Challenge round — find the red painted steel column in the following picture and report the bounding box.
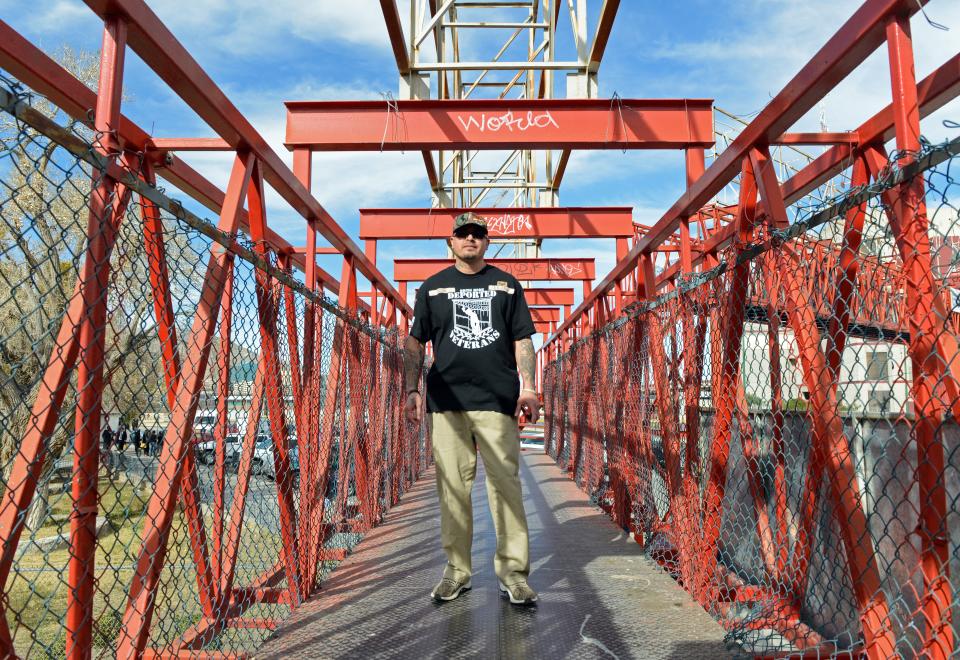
[66,17,128,658]
[399,281,409,333]
[885,14,954,657]
[292,152,315,571]
[779,242,896,657]
[117,151,254,657]
[279,254,304,427]
[366,239,379,325]
[350,327,374,530]
[681,147,706,477]
[641,253,682,498]
[825,156,869,380]
[369,333,390,525]
[614,238,629,313]
[294,148,314,390]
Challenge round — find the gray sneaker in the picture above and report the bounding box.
[498,580,538,605]
[431,576,472,602]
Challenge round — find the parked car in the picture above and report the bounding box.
[251,436,300,488]
[194,434,243,467]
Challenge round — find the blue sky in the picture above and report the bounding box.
[2,0,958,315]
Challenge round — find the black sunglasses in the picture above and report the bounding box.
[452,227,488,239]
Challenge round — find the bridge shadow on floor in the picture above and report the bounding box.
[257,451,730,659]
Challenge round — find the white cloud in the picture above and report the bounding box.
[145,0,399,57]
[645,0,960,139]
[17,0,92,34]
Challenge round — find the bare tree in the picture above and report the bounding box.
[0,47,197,530]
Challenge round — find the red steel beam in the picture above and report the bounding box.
[773,131,859,145]
[394,258,595,282]
[149,137,232,150]
[359,206,634,239]
[81,0,410,315]
[546,0,929,347]
[285,98,714,151]
[533,320,554,334]
[140,162,219,624]
[525,288,575,306]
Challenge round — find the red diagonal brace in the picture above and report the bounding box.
[219,359,266,605]
[140,161,218,618]
[752,144,895,657]
[210,263,233,582]
[698,156,758,603]
[117,150,255,657]
[245,161,301,605]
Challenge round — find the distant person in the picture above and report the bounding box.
[101,424,113,449]
[101,424,114,469]
[117,425,127,453]
[131,426,142,457]
[403,212,539,606]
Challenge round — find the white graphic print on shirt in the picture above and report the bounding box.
[448,288,501,349]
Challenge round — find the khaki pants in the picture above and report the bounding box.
[431,410,530,585]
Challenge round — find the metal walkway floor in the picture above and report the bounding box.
[257,451,730,659]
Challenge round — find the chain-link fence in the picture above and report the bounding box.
[544,131,960,657]
[0,76,428,657]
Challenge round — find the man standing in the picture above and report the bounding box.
[403,212,540,606]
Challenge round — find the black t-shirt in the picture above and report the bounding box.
[410,265,536,415]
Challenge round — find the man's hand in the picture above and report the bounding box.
[404,391,423,425]
[514,390,539,424]
[513,337,538,423]
[402,335,425,425]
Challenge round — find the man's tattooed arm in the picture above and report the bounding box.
[403,335,425,393]
[514,337,536,391]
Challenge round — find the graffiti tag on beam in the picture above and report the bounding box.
[455,110,560,133]
[549,261,585,278]
[482,214,534,236]
[501,260,585,279]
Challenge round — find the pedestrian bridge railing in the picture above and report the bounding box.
[544,133,960,658]
[0,68,428,658]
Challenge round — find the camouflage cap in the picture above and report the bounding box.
[452,212,487,232]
